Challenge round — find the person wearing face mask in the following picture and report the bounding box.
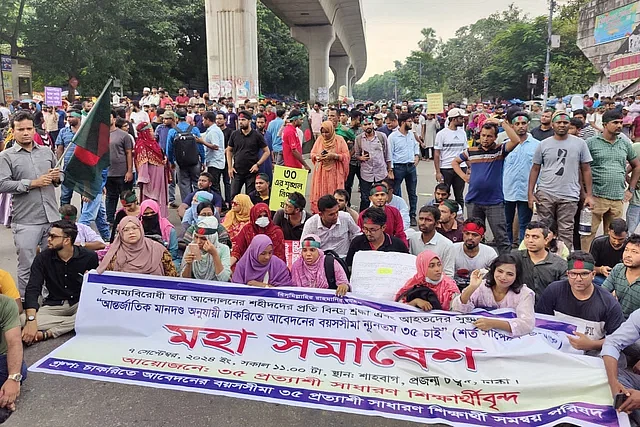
[388,112,421,226]
[395,250,459,311]
[139,199,178,264]
[354,117,392,213]
[181,191,217,235]
[182,201,231,249]
[452,254,535,337]
[291,235,350,296]
[181,216,231,282]
[230,203,285,267]
[231,235,292,287]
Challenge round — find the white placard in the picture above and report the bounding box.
[350,251,417,301]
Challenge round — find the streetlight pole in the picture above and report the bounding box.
[543,0,555,107]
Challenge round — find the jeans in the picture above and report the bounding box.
[231,172,256,198]
[105,176,134,223]
[359,180,374,212]
[466,202,511,254]
[177,163,202,203]
[60,183,73,206]
[168,167,177,204]
[628,204,640,235]
[345,163,361,198]
[393,163,418,217]
[0,355,27,385]
[79,195,110,241]
[504,201,533,244]
[441,168,466,210]
[535,190,578,251]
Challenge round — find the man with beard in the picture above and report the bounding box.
[529,111,594,250]
[248,173,272,214]
[282,109,310,171]
[177,172,223,219]
[22,220,98,344]
[511,221,567,300]
[582,110,640,249]
[55,109,82,206]
[389,112,420,226]
[437,199,463,243]
[408,205,454,276]
[333,189,359,223]
[226,111,270,197]
[358,183,407,247]
[530,109,554,141]
[354,116,392,212]
[590,218,628,285]
[603,233,640,320]
[216,112,233,209]
[503,112,540,245]
[452,218,498,289]
[255,113,273,182]
[272,192,310,241]
[346,207,408,269]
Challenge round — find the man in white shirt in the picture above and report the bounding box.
[129,101,150,132]
[201,111,226,197]
[452,218,498,289]
[301,195,362,259]
[409,205,455,277]
[309,103,323,140]
[0,103,10,122]
[140,87,152,106]
[434,108,468,209]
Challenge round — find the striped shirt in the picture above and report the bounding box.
[459,143,509,205]
[603,263,640,319]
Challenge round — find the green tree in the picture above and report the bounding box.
[0,0,27,55]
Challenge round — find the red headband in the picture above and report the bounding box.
[463,222,485,236]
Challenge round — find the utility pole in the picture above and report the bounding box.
[543,0,555,107]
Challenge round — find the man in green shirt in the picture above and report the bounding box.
[583,110,640,249]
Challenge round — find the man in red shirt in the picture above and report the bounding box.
[282,109,311,171]
[357,183,408,248]
[175,88,190,106]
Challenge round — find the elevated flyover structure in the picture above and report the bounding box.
[205,0,367,102]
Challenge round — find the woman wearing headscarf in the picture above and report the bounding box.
[231,203,285,266]
[291,235,349,296]
[232,235,292,287]
[181,190,217,234]
[135,122,169,217]
[221,194,253,241]
[97,216,177,276]
[140,199,178,262]
[183,201,232,249]
[395,250,460,311]
[181,216,231,282]
[110,190,141,243]
[309,121,350,213]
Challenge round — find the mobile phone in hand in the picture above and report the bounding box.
[363,150,369,157]
[321,150,328,156]
[188,243,201,261]
[614,393,628,409]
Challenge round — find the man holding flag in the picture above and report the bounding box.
[0,111,61,296]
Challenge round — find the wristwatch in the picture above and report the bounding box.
[27,315,35,322]
[7,373,22,382]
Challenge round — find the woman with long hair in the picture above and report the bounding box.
[309,121,350,213]
[451,253,535,337]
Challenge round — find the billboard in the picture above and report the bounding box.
[594,2,638,45]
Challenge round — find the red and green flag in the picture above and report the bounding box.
[61,79,112,200]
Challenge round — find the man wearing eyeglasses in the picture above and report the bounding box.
[536,251,624,354]
[21,220,98,345]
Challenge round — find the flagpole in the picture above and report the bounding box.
[56,78,113,170]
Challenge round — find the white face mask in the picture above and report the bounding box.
[425,275,441,285]
[255,217,270,228]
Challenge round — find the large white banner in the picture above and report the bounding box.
[30,272,627,426]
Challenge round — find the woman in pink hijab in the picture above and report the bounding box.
[290,235,349,296]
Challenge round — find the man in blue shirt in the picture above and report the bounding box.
[154,110,177,206]
[166,108,205,203]
[202,111,226,197]
[452,119,523,255]
[266,108,285,166]
[502,112,540,244]
[55,109,81,206]
[388,112,420,226]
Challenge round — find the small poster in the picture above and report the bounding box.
[269,165,308,212]
[44,86,63,106]
[426,93,444,114]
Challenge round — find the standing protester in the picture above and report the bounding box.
[216,112,233,209]
[530,109,554,141]
[528,111,594,250]
[226,110,270,197]
[105,110,134,224]
[309,121,350,213]
[282,109,311,171]
[155,111,177,207]
[267,108,285,166]
[55,109,82,206]
[0,111,60,296]
[354,116,392,212]
[309,103,323,140]
[344,110,363,198]
[423,113,440,160]
[378,113,398,137]
[435,108,468,209]
[582,110,640,249]
[389,112,420,226]
[166,108,204,203]
[202,111,226,198]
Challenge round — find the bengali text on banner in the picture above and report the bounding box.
[30,272,627,427]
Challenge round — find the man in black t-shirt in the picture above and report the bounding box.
[272,192,310,241]
[530,109,554,141]
[536,251,624,354]
[225,111,270,198]
[346,207,408,269]
[590,218,627,285]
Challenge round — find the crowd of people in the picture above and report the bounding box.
[3,89,640,421]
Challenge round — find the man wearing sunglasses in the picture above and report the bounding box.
[536,251,624,354]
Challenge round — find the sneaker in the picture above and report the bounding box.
[410,216,417,227]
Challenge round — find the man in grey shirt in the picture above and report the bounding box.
[105,110,134,223]
[0,111,60,296]
[528,111,593,250]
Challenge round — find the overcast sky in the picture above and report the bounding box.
[358,0,551,81]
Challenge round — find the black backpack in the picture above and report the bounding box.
[323,249,350,289]
[174,125,199,168]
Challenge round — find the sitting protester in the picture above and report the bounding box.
[590,218,628,286]
[451,253,536,337]
[395,250,460,311]
[231,203,285,266]
[180,216,231,282]
[110,190,140,243]
[291,235,350,296]
[23,220,99,343]
[140,199,178,262]
[334,189,359,223]
[59,204,105,251]
[272,191,310,241]
[231,235,292,287]
[181,190,216,234]
[0,293,27,417]
[183,201,231,249]
[518,217,569,260]
[358,183,407,246]
[222,194,253,241]
[97,217,177,277]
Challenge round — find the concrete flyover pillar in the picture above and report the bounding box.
[348,67,356,98]
[205,0,259,102]
[329,56,350,103]
[291,25,336,103]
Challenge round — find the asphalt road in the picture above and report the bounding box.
[6,160,456,427]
